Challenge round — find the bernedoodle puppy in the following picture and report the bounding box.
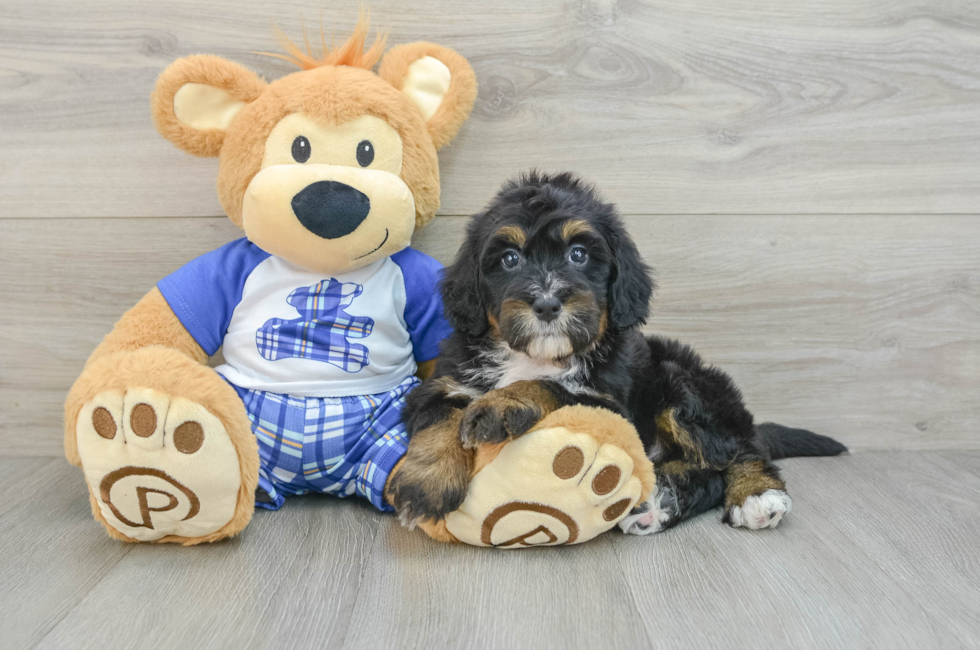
[387,171,846,535]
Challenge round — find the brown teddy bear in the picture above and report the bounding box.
[64,18,652,547]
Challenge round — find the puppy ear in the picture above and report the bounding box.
[441,217,488,337]
[607,223,654,330]
[378,42,477,150]
[151,55,266,157]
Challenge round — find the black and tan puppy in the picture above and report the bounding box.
[387,171,846,534]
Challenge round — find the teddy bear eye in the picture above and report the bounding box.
[356,140,374,167]
[291,136,311,163]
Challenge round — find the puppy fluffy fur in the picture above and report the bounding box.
[386,172,847,532]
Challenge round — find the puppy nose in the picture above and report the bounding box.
[291,181,371,239]
[531,295,562,322]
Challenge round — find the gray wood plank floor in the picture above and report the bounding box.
[3,452,978,650]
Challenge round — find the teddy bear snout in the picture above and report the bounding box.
[291,180,371,240]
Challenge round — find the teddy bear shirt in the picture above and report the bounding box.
[157,238,450,397]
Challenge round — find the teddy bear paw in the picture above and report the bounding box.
[444,425,644,547]
[76,388,243,541]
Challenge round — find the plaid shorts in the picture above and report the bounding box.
[232,376,419,512]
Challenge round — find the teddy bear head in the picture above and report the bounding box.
[151,18,476,274]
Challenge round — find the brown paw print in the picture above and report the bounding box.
[450,426,643,548]
[75,387,242,541]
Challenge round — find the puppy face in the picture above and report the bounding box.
[443,172,654,360]
[483,216,610,360]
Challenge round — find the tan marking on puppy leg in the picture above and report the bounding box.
[383,457,407,504]
[415,359,437,381]
[724,460,786,508]
[656,408,707,468]
[495,225,527,248]
[658,460,695,477]
[478,380,560,421]
[561,219,593,241]
[460,380,563,447]
[386,410,473,521]
[417,518,460,543]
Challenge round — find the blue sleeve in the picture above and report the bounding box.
[391,248,453,362]
[157,238,270,356]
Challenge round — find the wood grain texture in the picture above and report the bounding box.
[339,523,650,650]
[3,453,978,649]
[3,1,980,217]
[34,495,385,650]
[615,452,980,649]
[2,214,977,456]
[0,459,134,649]
[789,452,980,646]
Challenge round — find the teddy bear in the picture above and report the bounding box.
[64,18,479,544]
[64,17,653,547]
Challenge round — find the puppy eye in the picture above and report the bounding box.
[356,140,375,167]
[568,246,589,265]
[501,250,521,270]
[291,136,311,163]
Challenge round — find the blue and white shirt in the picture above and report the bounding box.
[158,239,450,397]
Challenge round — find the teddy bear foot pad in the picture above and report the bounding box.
[445,422,645,547]
[76,388,242,541]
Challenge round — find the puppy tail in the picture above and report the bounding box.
[755,422,848,460]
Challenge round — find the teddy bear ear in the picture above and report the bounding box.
[378,42,477,150]
[151,55,267,157]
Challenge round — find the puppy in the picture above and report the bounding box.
[386,171,846,534]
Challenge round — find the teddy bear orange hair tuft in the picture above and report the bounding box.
[260,13,388,71]
[152,19,477,235]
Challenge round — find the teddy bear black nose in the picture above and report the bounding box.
[291,181,371,240]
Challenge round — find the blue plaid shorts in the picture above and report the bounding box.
[232,376,418,512]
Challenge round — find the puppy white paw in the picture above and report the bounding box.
[726,489,792,530]
[619,485,676,536]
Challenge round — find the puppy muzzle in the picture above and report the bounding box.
[531,294,562,323]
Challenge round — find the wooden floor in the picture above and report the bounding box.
[2,451,978,650]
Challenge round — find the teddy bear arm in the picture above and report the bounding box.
[87,287,207,366]
[65,287,208,466]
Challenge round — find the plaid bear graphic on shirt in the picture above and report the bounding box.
[256,279,375,372]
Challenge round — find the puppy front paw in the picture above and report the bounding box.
[459,395,541,450]
[387,457,470,529]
